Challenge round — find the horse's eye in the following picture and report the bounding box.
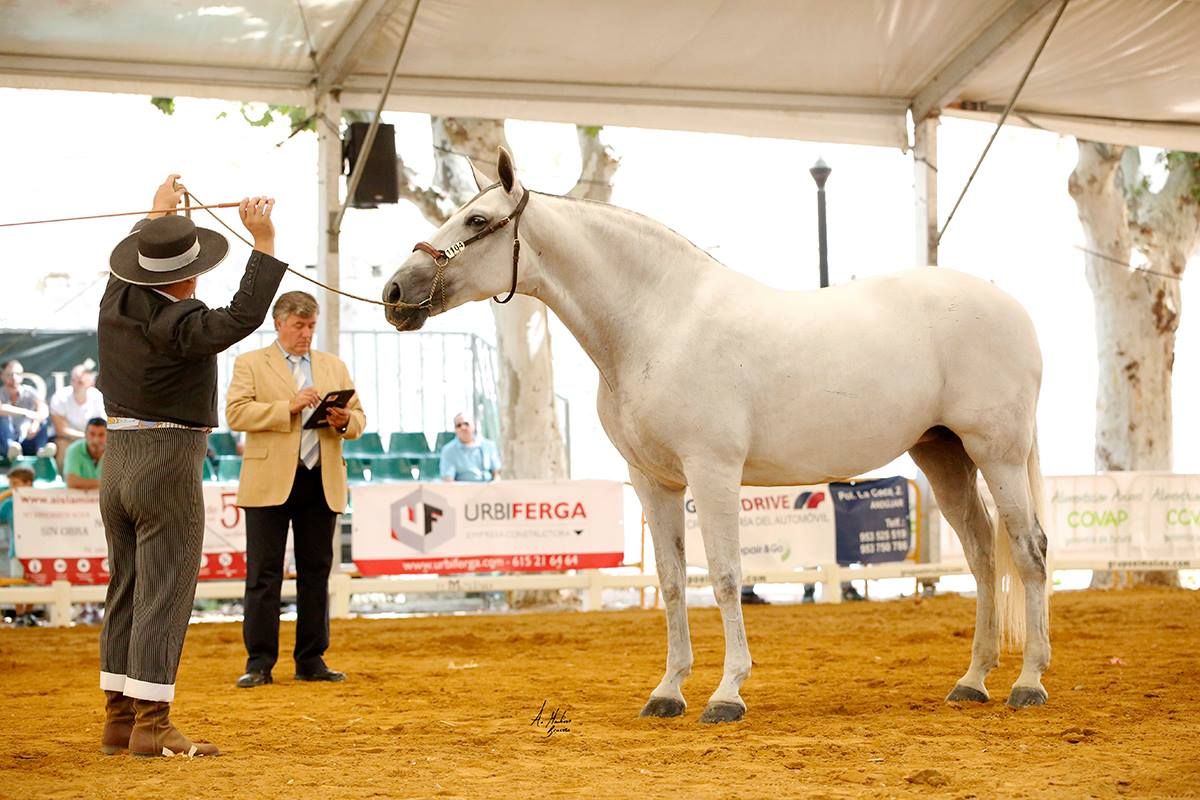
[467,214,488,228]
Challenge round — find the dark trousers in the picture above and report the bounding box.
[242,464,338,674]
[0,416,50,456]
[99,428,208,698]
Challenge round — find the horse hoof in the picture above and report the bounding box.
[1006,686,1048,709]
[640,696,686,718]
[946,684,989,703]
[698,702,745,724]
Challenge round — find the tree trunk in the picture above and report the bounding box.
[1069,142,1200,588]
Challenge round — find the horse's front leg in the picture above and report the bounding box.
[688,465,750,724]
[630,467,692,718]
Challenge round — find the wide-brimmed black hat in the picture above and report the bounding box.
[109,215,229,286]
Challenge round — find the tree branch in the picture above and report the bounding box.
[1133,152,1200,276]
[569,126,620,202]
[395,154,455,226]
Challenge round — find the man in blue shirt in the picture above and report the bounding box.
[439,412,501,482]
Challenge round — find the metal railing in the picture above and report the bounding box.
[213,330,568,457]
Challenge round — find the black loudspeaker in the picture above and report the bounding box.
[343,121,399,208]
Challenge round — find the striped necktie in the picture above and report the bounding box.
[290,355,320,469]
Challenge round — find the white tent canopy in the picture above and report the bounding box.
[2,0,1199,152]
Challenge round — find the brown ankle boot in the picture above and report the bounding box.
[100,690,135,755]
[128,700,220,757]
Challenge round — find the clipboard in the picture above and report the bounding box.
[303,389,355,429]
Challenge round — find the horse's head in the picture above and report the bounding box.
[383,147,528,331]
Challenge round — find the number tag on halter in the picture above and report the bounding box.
[444,242,466,260]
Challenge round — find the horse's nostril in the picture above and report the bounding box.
[385,282,402,304]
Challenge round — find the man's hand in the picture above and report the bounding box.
[326,406,350,431]
[240,196,276,256]
[289,388,321,415]
[148,174,185,219]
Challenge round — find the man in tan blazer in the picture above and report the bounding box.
[226,290,365,688]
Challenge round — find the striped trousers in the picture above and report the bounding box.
[99,428,207,702]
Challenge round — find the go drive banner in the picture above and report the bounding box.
[684,478,913,571]
[13,485,249,585]
[684,485,838,571]
[350,480,624,575]
[1046,473,1200,561]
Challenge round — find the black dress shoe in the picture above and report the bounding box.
[295,664,347,682]
[236,670,273,688]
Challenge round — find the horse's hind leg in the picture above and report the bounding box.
[630,467,692,718]
[974,457,1051,708]
[909,434,999,703]
[687,463,750,724]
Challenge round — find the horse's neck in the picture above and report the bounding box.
[526,195,717,388]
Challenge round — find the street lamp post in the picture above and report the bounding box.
[809,158,831,289]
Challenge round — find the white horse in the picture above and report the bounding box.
[383,148,1050,723]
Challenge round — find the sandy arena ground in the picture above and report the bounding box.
[1,587,1197,799]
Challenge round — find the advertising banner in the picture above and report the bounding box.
[1045,473,1200,563]
[351,480,624,575]
[685,479,915,571]
[683,485,836,571]
[831,476,912,565]
[13,484,248,584]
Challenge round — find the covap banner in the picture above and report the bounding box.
[351,480,624,575]
[1045,473,1200,563]
[683,477,913,571]
[13,485,248,584]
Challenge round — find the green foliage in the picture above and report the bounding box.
[149,96,175,116]
[1142,150,1200,202]
[580,125,603,139]
[238,103,316,133]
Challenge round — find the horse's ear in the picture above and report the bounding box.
[469,159,491,193]
[497,146,522,196]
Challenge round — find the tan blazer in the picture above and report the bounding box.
[226,344,366,512]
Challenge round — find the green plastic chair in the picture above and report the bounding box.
[216,455,243,481]
[208,431,238,456]
[18,456,58,484]
[373,454,416,481]
[417,454,443,481]
[345,456,370,483]
[433,431,456,452]
[202,458,216,481]
[387,432,431,457]
[343,432,384,455]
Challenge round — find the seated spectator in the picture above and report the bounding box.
[64,417,107,490]
[1,360,51,459]
[439,412,502,482]
[49,362,105,472]
[1,467,36,622]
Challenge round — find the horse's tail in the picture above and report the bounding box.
[994,425,1045,652]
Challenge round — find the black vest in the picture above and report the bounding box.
[97,250,287,428]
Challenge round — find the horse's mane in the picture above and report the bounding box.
[533,191,727,269]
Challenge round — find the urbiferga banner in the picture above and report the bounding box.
[351,480,624,575]
[12,485,249,584]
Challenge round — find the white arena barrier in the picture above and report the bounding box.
[2,474,1197,626]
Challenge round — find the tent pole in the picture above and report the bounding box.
[913,115,939,267]
[317,91,343,357]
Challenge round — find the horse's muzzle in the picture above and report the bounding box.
[382,277,430,331]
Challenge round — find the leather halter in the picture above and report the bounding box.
[409,183,530,311]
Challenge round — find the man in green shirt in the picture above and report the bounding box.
[64,417,106,490]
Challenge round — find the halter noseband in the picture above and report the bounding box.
[409,183,530,312]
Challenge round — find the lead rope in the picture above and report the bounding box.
[184,189,428,310]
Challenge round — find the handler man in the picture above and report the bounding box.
[97,174,285,757]
[227,291,365,689]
